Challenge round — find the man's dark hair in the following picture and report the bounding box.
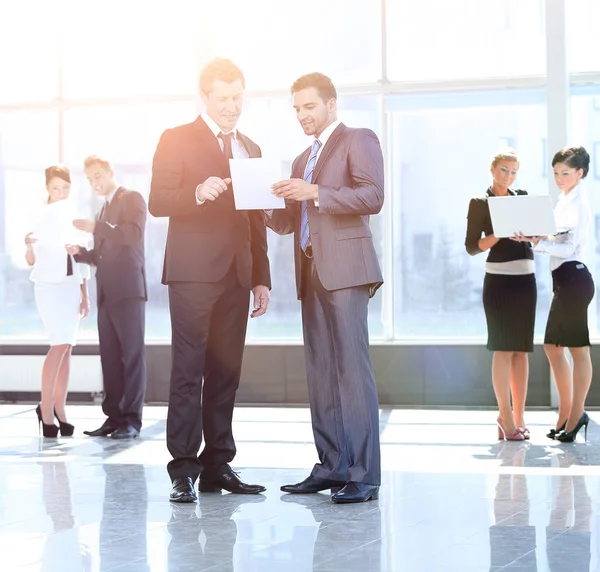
[291,73,337,102]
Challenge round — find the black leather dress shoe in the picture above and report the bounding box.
[331,482,379,504]
[280,475,345,494]
[198,469,266,494]
[83,421,120,437]
[110,425,140,440]
[170,477,198,503]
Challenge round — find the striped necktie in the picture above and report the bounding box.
[299,139,322,253]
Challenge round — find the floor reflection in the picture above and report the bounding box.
[40,462,92,572]
[489,443,537,571]
[1,406,600,571]
[546,472,592,572]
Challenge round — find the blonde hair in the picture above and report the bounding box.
[84,155,113,171]
[491,148,519,167]
[199,58,245,94]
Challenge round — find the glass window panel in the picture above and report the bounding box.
[570,91,600,337]
[61,2,200,98]
[567,0,600,73]
[0,4,58,103]
[388,91,549,340]
[198,0,381,90]
[386,0,546,81]
[0,111,58,340]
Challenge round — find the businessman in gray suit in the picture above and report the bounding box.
[269,73,384,504]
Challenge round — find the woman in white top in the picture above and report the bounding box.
[25,165,90,438]
[520,147,594,442]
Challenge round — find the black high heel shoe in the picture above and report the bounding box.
[35,405,59,438]
[547,421,567,440]
[556,413,590,443]
[54,409,75,437]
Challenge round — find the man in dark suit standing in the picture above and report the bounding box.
[149,58,271,503]
[67,155,147,440]
[269,73,384,503]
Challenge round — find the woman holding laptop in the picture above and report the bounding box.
[517,146,594,442]
[465,149,535,442]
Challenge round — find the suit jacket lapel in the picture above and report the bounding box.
[294,148,312,179]
[95,187,123,250]
[237,132,260,158]
[312,123,346,182]
[105,187,123,220]
[193,116,229,169]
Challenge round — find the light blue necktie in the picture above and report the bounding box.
[299,139,322,253]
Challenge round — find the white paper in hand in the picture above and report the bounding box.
[229,158,286,210]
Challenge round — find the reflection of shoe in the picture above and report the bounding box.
[495,440,530,464]
[280,493,332,507]
[169,501,198,523]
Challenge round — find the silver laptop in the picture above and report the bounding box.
[488,194,556,238]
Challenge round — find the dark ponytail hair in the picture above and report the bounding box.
[551,146,590,179]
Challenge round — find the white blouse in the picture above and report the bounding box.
[534,186,592,271]
[29,199,91,285]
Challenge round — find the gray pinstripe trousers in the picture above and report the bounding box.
[301,257,381,485]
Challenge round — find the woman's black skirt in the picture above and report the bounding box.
[483,273,537,352]
[544,261,595,347]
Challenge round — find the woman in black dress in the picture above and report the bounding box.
[465,149,536,441]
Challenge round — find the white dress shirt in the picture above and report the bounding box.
[196,113,248,205]
[30,200,90,284]
[534,185,591,271]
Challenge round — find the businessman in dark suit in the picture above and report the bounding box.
[269,73,384,503]
[67,155,147,440]
[149,58,271,503]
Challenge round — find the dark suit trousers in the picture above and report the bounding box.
[166,264,249,482]
[98,297,146,431]
[301,257,381,485]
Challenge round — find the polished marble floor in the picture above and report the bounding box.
[1,405,600,571]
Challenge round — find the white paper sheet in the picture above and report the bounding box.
[33,199,91,247]
[229,158,287,210]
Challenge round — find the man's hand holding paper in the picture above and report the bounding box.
[196,176,232,204]
[271,178,318,202]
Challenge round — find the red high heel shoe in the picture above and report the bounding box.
[518,427,530,440]
[497,417,525,441]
